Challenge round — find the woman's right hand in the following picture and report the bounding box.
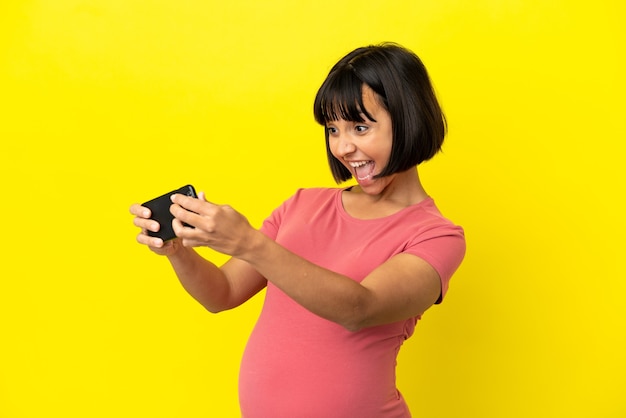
[129,203,182,256]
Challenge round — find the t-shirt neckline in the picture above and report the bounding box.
[335,187,433,223]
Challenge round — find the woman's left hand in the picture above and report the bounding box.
[170,191,257,257]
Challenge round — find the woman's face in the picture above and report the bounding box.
[326,85,394,194]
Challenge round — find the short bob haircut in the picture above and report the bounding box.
[313,43,447,184]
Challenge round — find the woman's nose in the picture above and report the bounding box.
[335,133,357,156]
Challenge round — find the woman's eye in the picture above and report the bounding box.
[356,125,368,133]
[326,126,338,135]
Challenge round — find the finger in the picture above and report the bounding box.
[172,216,189,237]
[181,237,203,248]
[133,215,160,233]
[170,203,196,228]
[171,192,216,214]
[172,215,201,234]
[130,203,151,218]
[136,232,164,248]
[170,198,216,231]
[171,219,199,247]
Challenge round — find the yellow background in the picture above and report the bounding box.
[1,1,624,417]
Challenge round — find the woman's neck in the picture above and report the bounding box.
[342,168,428,219]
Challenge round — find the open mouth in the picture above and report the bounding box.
[349,160,375,181]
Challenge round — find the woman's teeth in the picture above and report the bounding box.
[349,161,371,169]
[349,161,375,180]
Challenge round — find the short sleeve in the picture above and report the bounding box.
[403,224,466,303]
[259,190,301,240]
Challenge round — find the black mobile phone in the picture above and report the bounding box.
[142,184,198,241]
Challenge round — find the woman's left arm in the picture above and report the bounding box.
[243,233,441,331]
[171,193,441,331]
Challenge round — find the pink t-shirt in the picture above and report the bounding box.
[239,188,465,417]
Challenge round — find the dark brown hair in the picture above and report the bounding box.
[313,43,447,183]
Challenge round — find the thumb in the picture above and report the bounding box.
[198,191,218,208]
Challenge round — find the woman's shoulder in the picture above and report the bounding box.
[289,187,342,202]
[407,198,463,231]
[271,187,341,214]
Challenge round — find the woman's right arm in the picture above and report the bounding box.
[130,203,267,313]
